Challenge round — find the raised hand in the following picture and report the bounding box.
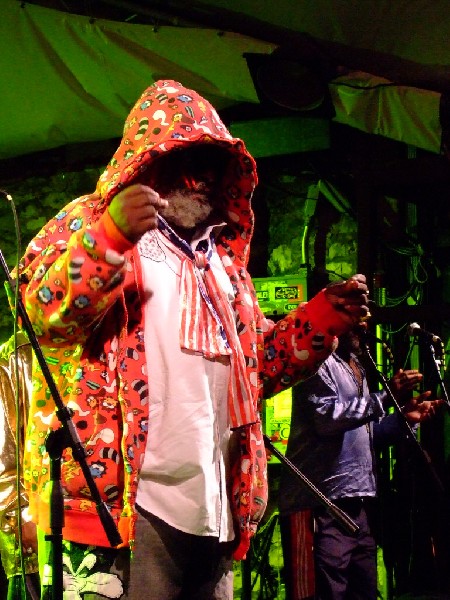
[324,274,370,325]
[389,368,423,402]
[108,184,169,243]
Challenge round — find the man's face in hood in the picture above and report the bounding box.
[145,144,231,235]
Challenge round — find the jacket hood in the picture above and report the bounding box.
[96,80,258,246]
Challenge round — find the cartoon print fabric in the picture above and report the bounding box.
[19,80,341,561]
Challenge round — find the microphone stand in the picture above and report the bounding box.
[263,435,359,535]
[0,251,122,600]
[362,337,444,494]
[425,340,450,412]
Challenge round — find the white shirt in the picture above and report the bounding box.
[135,227,235,541]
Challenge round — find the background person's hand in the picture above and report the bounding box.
[389,368,423,402]
[402,391,445,423]
[16,519,38,556]
[108,184,169,243]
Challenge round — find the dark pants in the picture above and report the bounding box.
[127,506,234,599]
[313,498,378,600]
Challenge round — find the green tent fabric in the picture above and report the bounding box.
[0,0,272,159]
[0,0,445,160]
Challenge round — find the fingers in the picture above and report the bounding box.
[108,184,169,242]
[413,390,432,403]
[327,274,368,296]
[127,184,169,209]
[416,399,437,420]
[336,274,367,288]
[402,369,422,380]
[114,184,168,212]
[392,369,423,392]
[325,274,370,323]
[403,392,445,422]
[342,277,371,321]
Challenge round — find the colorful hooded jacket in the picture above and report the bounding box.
[19,80,349,560]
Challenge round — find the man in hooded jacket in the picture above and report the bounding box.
[18,80,369,599]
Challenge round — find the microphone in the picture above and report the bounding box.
[0,189,12,201]
[407,322,441,343]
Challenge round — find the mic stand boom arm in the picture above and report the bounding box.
[263,435,359,535]
[362,341,444,494]
[0,250,122,600]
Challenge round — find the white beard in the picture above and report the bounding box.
[159,189,214,231]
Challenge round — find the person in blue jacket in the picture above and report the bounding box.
[279,324,443,600]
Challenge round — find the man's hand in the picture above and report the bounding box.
[324,274,370,325]
[389,368,423,402]
[402,391,445,424]
[108,184,169,243]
